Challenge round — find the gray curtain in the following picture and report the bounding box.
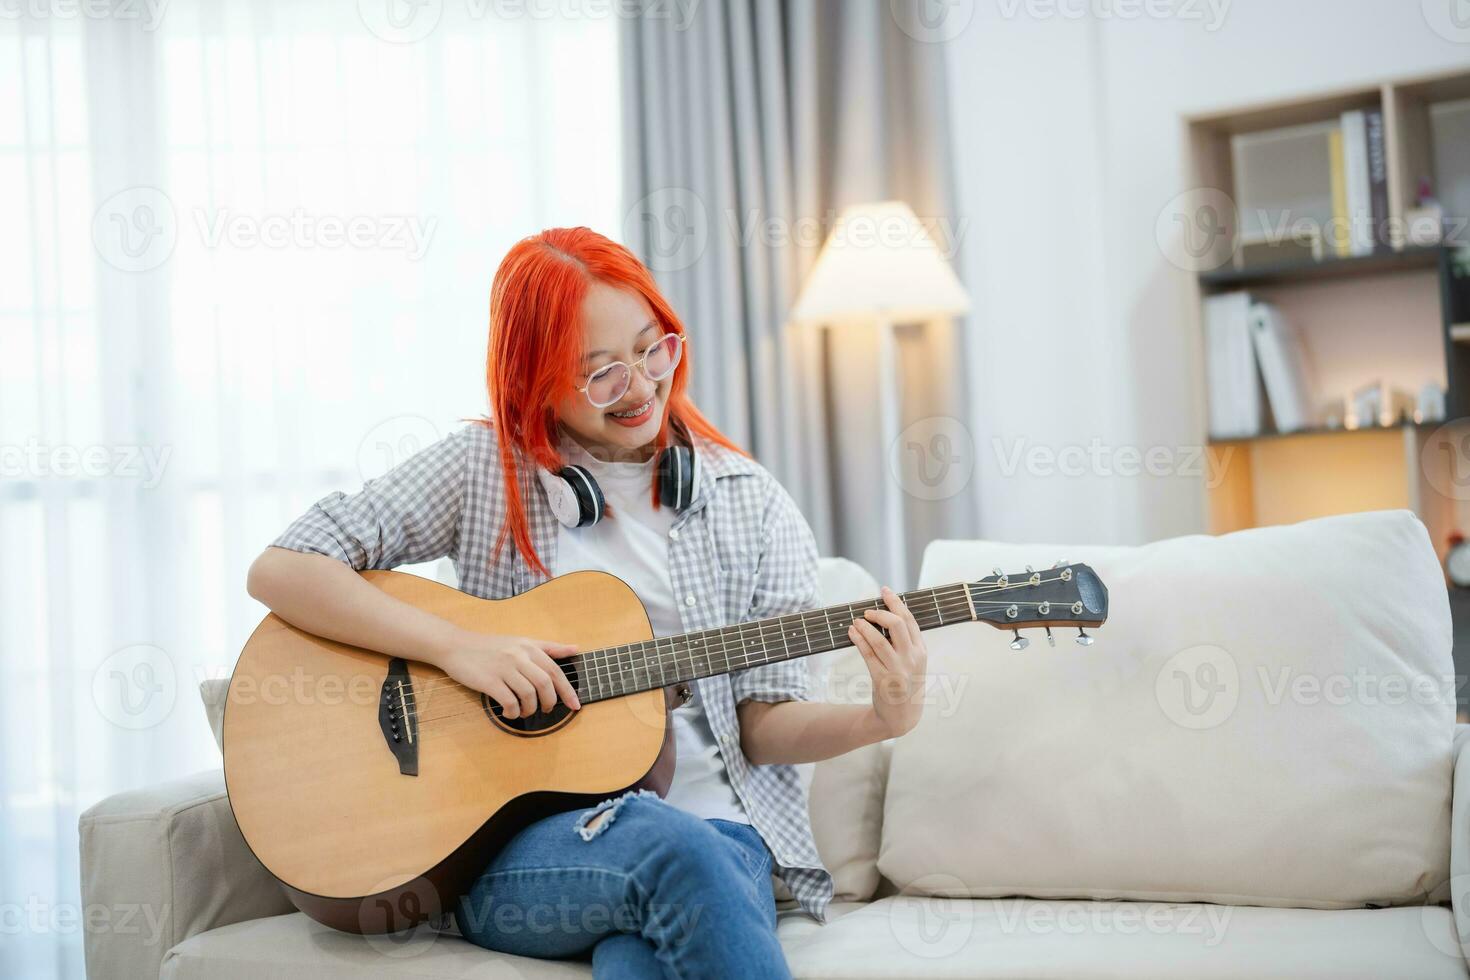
[621,0,976,586]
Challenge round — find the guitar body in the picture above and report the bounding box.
[222,569,673,934]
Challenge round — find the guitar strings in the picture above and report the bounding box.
[408,596,979,732]
[395,582,991,715]
[404,575,1088,732]
[399,576,1082,727]
[403,594,1068,728]
[399,583,975,705]
[399,574,1068,707]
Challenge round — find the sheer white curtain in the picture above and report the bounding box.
[0,3,620,976]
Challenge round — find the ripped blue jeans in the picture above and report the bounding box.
[454,791,791,979]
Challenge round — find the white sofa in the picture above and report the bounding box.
[81,510,1470,978]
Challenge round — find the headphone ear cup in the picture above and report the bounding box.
[657,445,698,511]
[561,464,605,527]
[539,464,604,528]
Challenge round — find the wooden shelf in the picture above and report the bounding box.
[1207,419,1430,446]
[1199,246,1445,292]
[1205,417,1470,446]
[1185,65,1470,553]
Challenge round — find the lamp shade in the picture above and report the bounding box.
[789,200,970,323]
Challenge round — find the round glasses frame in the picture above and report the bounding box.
[575,332,685,409]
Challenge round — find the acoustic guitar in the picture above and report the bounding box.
[222,563,1108,933]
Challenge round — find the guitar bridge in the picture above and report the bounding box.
[378,658,419,776]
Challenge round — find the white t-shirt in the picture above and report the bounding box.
[551,437,749,825]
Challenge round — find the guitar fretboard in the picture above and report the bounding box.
[571,583,977,703]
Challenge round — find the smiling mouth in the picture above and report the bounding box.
[607,398,653,420]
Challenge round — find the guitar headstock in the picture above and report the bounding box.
[967,562,1108,648]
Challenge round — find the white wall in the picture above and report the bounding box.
[945,0,1470,545]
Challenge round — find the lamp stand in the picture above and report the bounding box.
[876,313,908,589]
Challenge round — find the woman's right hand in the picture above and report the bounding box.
[440,631,581,718]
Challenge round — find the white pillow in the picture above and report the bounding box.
[805,557,891,902]
[880,510,1454,909]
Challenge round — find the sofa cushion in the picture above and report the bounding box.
[778,897,1468,979]
[160,904,865,980]
[882,510,1454,910]
[160,900,1467,980]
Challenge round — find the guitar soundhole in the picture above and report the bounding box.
[480,660,580,736]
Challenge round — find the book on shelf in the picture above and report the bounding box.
[1328,127,1350,258]
[1365,108,1390,253]
[1204,291,1261,439]
[1340,110,1372,257]
[1204,292,1318,438]
[1249,301,1317,433]
[1338,108,1389,257]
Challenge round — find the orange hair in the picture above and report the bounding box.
[485,226,746,578]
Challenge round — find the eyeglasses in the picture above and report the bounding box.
[576,332,685,409]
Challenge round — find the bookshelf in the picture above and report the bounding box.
[1186,67,1470,715]
[1186,67,1470,560]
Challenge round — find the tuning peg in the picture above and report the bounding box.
[1024,564,1034,573]
[992,566,1003,577]
[1009,630,1029,651]
[1045,626,1055,647]
[1075,628,1094,646]
[1052,559,1068,568]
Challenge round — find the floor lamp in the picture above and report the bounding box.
[789,201,971,587]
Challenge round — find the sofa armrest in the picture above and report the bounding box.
[1450,724,1470,967]
[79,768,294,980]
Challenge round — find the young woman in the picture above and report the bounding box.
[246,227,930,978]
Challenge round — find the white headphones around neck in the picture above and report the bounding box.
[536,433,701,529]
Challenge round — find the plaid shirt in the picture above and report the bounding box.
[271,422,835,920]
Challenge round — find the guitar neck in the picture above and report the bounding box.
[571,583,976,704]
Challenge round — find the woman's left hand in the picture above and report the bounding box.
[848,586,929,738]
